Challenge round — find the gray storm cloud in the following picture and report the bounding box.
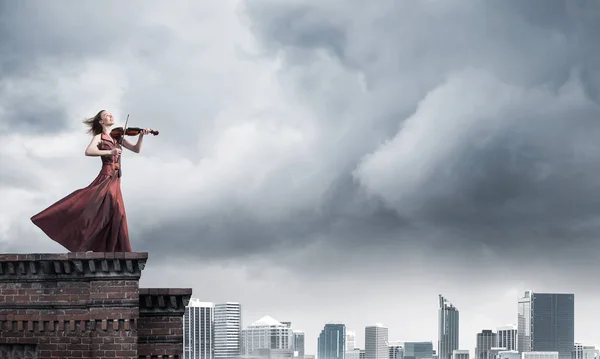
[0,0,599,278]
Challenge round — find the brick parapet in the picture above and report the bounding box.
[0,252,148,359]
[138,288,191,359]
[0,253,190,359]
[0,252,148,283]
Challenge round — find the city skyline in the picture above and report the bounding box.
[184,291,596,357]
[2,1,599,358]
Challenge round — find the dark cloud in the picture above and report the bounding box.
[0,87,69,133]
[1,0,599,274]
[224,0,600,267]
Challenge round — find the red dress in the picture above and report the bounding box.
[31,132,132,252]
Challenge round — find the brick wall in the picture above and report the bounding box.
[0,252,190,359]
[138,288,191,359]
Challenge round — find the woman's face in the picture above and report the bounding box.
[100,111,115,126]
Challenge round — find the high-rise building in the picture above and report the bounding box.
[496,326,517,352]
[184,299,214,359]
[517,291,574,359]
[404,342,434,359]
[364,323,388,359]
[293,330,305,359]
[476,330,497,359]
[214,302,241,359]
[241,315,293,355]
[518,292,533,354]
[346,331,356,351]
[438,295,459,359]
[318,324,346,359]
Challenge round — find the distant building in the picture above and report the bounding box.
[241,315,294,355]
[518,291,574,359]
[476,330,497,359]
[574,344,600,359]
[496,326,517,352]
[404,342,434,359]
[244,348,295,359]
[365,324,388,359]
[184,299,214,359]
[497,351,519,359]
[574,344,585,359]
[439,295,460,359]
[346,349,362,359]
[452,350,469,359]
[293,330,305,359]
[522,352,559,359]
[346,331,356,351]
[318,323,346,359]
[214,302,242,359]
[490,348,508,359]
[389,341,404,359]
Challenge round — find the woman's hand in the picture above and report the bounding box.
[110,148,122,156]
[141,128,152,135]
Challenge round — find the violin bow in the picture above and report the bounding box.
[120,114,129,146]
[117,114,129,178]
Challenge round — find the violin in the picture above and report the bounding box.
[110,127,159,140]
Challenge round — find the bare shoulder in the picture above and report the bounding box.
[88,133,102,144]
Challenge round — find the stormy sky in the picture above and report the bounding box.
[1,0,599,353]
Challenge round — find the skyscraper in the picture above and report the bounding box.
[517,291,574,359]
[475,330,497,359]
[364,323,388,359]
[518,292,533,354]
[438,295,459,359]
[214,302,242,359]
[184,299,214,359]
[496,326,517,351]
[318,323,346,359]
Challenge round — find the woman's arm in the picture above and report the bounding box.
[122,131,147,153]
[85,134,114,157]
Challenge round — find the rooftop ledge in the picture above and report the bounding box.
[139,288,192,316]
[0,252,149,261]
[0,252,148,281]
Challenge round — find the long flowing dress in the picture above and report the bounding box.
[31,132,132,252]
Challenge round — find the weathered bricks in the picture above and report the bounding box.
[138,288,191,359]
[0,252,191,359]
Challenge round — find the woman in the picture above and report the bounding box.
[31,109,151,252]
